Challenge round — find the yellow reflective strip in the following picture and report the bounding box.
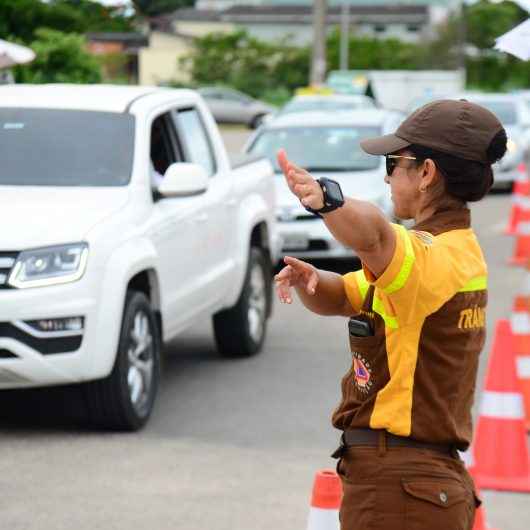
[356,270,370,301]
[459,276,487,292]
[384,225,415,295]
[372,296,398,329]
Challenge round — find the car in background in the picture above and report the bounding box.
[198,86,275,129]
[276,94,377,116]
[244,109,404,261]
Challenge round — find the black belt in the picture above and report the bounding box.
[333,428,457,457]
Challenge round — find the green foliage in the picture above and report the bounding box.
[180,30,308,100]
[132,0,194,17]
[466,0,526,50]
[0,0,134,42]
[14,28,102,84]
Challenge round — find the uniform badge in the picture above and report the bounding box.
[352,352,373,394]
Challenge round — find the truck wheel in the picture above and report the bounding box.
[213,247,271,357]
[84,291,160,431]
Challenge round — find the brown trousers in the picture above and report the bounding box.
[335,443,480,530]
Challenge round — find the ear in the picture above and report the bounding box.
[420,158,438,190]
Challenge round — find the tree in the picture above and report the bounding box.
[0,0,134,43]
[14,28,102,84]
[132,0,195,17]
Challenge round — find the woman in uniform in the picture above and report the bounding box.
[274,99,507,530]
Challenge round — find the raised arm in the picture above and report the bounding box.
[277,149,396,278]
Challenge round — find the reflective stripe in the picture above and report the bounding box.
[384,225,415,295]
[459,276,487,293]
[372,296,398,329]
[511,311,530,334]
[356,270,370,302]
[517,356,530,379]
[480,391,524,419]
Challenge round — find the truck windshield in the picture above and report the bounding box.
[248,126,381,172]
[0,108,134,186]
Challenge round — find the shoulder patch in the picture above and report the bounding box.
[410,230,434,245]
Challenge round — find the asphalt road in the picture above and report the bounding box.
[0,127,528,530]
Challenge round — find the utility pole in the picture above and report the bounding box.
[340,0,350,70]
[457,0,467,85]
[310,0,327,86]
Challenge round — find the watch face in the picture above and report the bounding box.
[322,179,343,203]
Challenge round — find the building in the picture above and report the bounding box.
[139,2,456,85]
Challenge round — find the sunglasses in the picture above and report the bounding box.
[385,154,418,176]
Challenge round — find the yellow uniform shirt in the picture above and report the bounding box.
[332,208,487,449]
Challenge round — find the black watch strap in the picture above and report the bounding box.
[304,177,345,216]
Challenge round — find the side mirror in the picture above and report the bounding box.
[158,163,209,197]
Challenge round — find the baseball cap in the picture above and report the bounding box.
[360,99,504,164]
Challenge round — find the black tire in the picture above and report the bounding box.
[213,247,272,357]
[84,290,160,431]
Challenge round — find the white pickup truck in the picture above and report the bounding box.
[0,84,279,430]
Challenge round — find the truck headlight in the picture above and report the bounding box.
[8,243,89,288]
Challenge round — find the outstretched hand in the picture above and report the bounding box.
[274,256,319,304]
[277,149,324,211]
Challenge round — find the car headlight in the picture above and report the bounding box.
[8,243,89,289]
[507,138,518,154]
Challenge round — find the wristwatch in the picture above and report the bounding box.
[304,177,345,216]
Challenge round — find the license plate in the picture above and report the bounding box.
[283,233,309,250]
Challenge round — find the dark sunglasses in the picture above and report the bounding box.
[385,154,418,176]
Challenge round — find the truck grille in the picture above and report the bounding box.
[0,252,18,289]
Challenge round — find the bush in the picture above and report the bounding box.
[15,28,101,84]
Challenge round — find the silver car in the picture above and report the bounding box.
[245,109,404,261]
[198,86,275,129]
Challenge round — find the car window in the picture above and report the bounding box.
[249,126,381,172]
[172,108,216,177]
[224,90,250,104]
[150,113,178,178]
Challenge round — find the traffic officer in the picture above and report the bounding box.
[274,99,507,530]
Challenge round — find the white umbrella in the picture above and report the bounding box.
[495,18,530,61]
[0,39,36,69]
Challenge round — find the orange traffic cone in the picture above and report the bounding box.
[472,489,499,530]
[473,319,530,491]
[509,221,530,265]
[511,308,530,430]
[306,470,342,530]
[505,164,530,235]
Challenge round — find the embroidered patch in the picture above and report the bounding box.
[352,351,373,394]
[410,230,434,245]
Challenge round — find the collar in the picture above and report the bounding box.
[411,207,471,236]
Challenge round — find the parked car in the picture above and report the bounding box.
[245,109,404,261]
[0,84,280,430]
[276,94,377,116]
[197,86,275,129]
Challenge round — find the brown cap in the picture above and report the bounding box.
[361,99,504,163]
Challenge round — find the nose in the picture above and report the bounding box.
[384,174,390,185]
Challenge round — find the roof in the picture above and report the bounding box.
[173,4,428,24]
[0,84,196,113]
[265,109,393,128]
[86,32,149,46]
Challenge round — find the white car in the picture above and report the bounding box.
[276,94,377,116]
[0,84,279,430]
[245,109,404,260]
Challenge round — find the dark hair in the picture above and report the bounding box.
[408,129,508,202]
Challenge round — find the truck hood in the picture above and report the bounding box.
[0,186,130,250]
[274,169,388,210]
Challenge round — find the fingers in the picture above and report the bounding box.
[306,271,319,295]
[277,149,290,176]
[275,279,292,304]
